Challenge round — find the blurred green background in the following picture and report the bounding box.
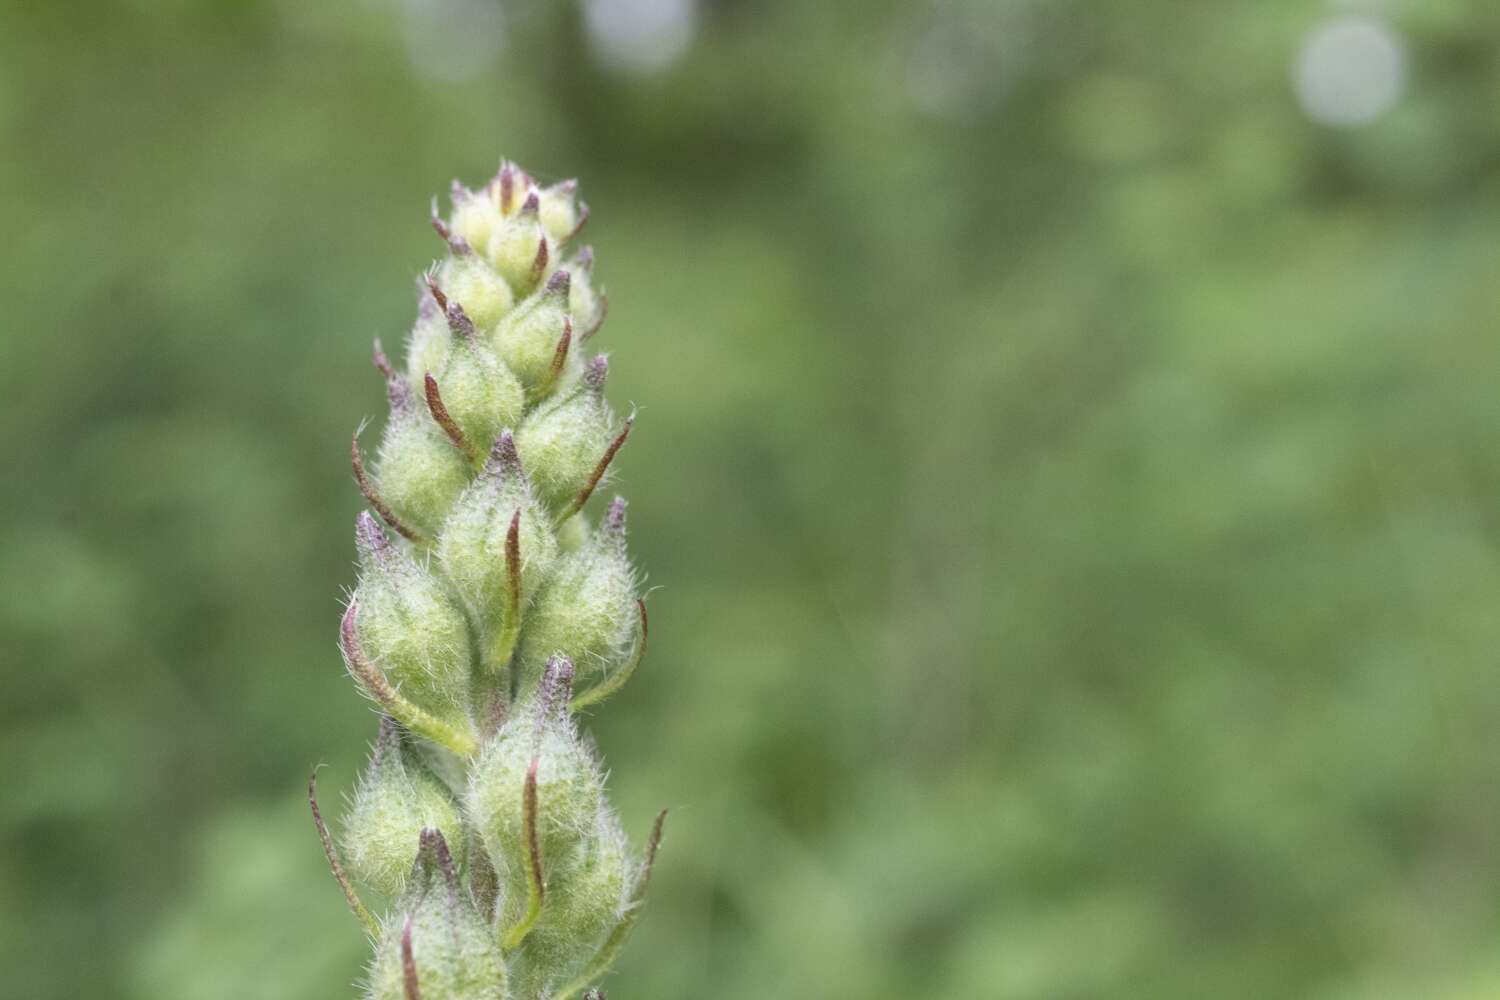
[4,1,1500,997]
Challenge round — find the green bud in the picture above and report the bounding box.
[344,718,467,898]
[517,498,637,690]
[405,288,453,395]
[493,269,577,396]
[437,433,558,650]
[353,512,473,726]
[438,245,514,333]
[555,509,591,554]
[511,808,629,998]
[373,377,471,538]
[567,246,607,339]
[430,299,524,454]
[487,190,552,297]
[515,355,617,511]
[366,830,507,1000]
[448,180,504,259]
[466,658,603,876]
[538,178,585,246]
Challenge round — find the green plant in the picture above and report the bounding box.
[309,161,663,1000]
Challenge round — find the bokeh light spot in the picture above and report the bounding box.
[1294,15,1407,127]
[581,0,698,74]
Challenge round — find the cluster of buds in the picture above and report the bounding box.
[310,161,663,1000]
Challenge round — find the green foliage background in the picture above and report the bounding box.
[4,2,1500,997]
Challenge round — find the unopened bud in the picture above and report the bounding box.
[373,403,471,539]
[433,337,524,457]
[517,499,637,688]
[538,179,581,244]
[344,718,467,897]
[438,251,514,333]
[493,270,578,394]
[487,190,552,296]
[447,181,503,262]
[566,249,607,339]
[509,807,630,997]
[353,514,473,724]
[466,660,604,887]
[514,357,617,510]
[365,829,507,1000]
[437,433,559,638]
[405,286,454,395]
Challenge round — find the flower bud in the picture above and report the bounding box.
[515,355,618,511]
[373,379,471,538]
[510,808,629,997]
[448,181,503,261]
[438,248,514,333]
[432,310,524,454]
[344,718,467,898]
[555,509,591,554]
[437,433,558,647]
[468,659,603,869]
[365,830,507,1000]
[353,512,473,725]
[492,269,578,395]
[487,190,552,296]
[538,179,583,245]
[517,498,636,689]
[405,289,452,395]
[567,246,606,338]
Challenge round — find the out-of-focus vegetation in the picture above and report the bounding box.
[4,2,1500,997]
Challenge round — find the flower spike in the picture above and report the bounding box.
[319,161,665,998]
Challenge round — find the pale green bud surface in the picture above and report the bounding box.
[365,831,506,1000]
[437,433,558,646]
[493,271,575,395]
[488,192,552,297]
[406,292,454,393]
[436,335,525,455]
[517,499,636,690]
[440,251,515,333]
[515,357,616,510]
[537,180,582,245]
[345,718,467,898]
[319,160,664,1000]
[509,810,629,998]
[374,383,471,538]
[353,512,472,727]
[467,663,603,869]
[565,248,605,338]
